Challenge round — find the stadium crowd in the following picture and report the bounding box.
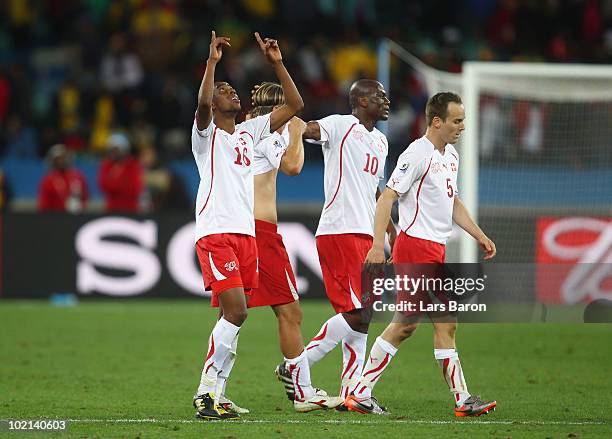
[0,0,611,212]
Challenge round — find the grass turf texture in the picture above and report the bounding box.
[0,300,610,439]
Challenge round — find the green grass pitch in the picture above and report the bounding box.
[1,300,610,438]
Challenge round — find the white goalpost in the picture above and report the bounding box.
[378,38,612,263]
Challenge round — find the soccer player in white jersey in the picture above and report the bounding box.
[191,31,303,420]
[215,82,342,413]
[286,80,396,405]
[345,92,498,417]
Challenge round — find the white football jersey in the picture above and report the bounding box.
[252,125,289,176]
[387,136,459,244]
[314,114,388,237]
[192,113,271,241]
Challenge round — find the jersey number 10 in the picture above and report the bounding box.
[363,153,379,175]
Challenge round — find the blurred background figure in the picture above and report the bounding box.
[140,146,190,212]
[38,144,88,213]
[0,168,12,211]
[98,133,143,213]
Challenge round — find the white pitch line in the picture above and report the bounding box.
[61,419,607,426]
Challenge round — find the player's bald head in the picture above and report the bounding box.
[349,79,382,109]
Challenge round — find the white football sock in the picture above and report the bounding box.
[434,348,470,406]
[305,314,352,366]
[196,317,240,396]
[214,334,239,403]
[340,330,367,398]
[285,350,315,401]
[353,336,397,399]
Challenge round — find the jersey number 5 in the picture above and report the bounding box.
[446,178,454,198]
[363,153,379,175]
[234,147,251,166]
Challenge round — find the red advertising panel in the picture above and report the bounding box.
[536,217,612,304]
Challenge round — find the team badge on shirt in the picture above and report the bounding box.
[399,162,409,172]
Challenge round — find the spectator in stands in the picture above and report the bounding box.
[0,169,12,211]
[38,144,88,213]
[100,33,144,94]
[140,146,190,211]
[98,133,143,213]
[4,115,38,158]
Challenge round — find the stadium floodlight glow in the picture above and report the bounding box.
[378,38,612,262]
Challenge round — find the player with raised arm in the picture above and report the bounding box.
[191,31,303,421]
[236,82,342,412]
[345,92,497,417]
[275,80,396,406]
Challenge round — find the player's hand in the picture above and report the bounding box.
[364,246,386,276]
[208,30,231,63]
[288,117,306,135]
[254,32,282,64]
[478,236,497,260]
[365,247,385,265]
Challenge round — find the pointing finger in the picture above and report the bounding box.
[254,32,265,47]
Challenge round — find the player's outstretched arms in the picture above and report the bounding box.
[196,30,231,130]
[365,187,399,268]
[452,196,497,260]
[280,117,306,176]
[303,121,321,141]
[254,32,304,132]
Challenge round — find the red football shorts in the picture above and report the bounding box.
[392,232,445,264]
[195,233,258,307]
[248,220,299,308]
[316,233,373,314]
[392,232,448,317]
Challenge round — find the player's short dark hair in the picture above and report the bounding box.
[248,105,275,118]
[349,79,380,109]
[252,82,285,107]
[426,92,462,126]
[213,81,229,92]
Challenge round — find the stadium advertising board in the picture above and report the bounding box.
[2,213,325,299]
[536,217,612,304]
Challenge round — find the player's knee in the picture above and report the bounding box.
[225,308,248,326]
[397,323,418,341]
[435,322,457,339]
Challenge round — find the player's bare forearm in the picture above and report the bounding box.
[280,118,305,176]
[452,196,486,241]
[196,31,230,130]
[372,188,398,251]
[453,196,497,259]
[303,121,321,140]
[376,187,397,245]
[269,62,304,132]
[196,60,216,130]
[254,32,304,132]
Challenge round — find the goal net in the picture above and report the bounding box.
[378,39,612,264]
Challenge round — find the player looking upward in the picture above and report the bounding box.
[215,82,342,413]
[191,31,303,421]
[345,92,497,417]
[277,80,395,405]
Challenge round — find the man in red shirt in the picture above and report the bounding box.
[38,144,88,213]
[98,133,143,212]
